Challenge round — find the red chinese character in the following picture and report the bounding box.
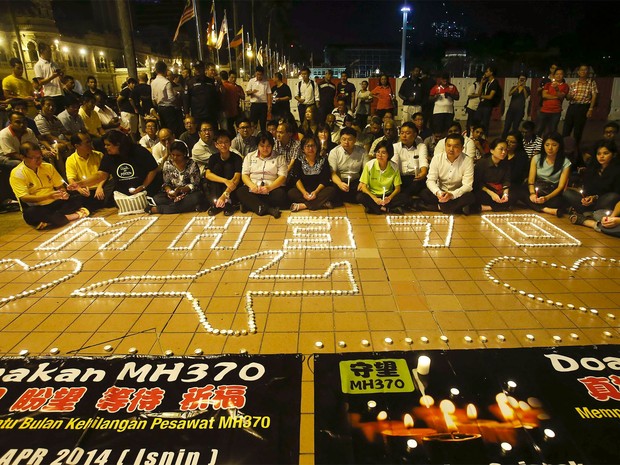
[10,387,53,412]
[96,386,135,413]
[127,387,165,413]
[578,376,620,401]
[179,385,215,411]
[211,385,247,410]
[42,387,87,412]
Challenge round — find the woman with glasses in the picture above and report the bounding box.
[288,135,336,212]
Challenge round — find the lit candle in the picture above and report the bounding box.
[534,187,539,198]
[417,355,431,375]
[579,189,584,198]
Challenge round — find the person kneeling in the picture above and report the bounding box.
[356,140,409,215]
[10,142,88,230]
[148,140,203,214]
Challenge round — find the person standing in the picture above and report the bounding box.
[502,74,530,139]
[117,78,140,142]
[318,70,336,123]
[134,73,153,136]
[371,74,396,120]
[563,64,598,145]
[429,73,459,135]
[246,66,272,133]
[465,72,482,131]
[151,61,183,137]
[33,43,64,115]
[271,72,292,122]
[184,61,221,128]
[398,66,425,123]
[336,71,356,111]
[536,67,569,136]
[476,66,501,133]
[294,67,317,125]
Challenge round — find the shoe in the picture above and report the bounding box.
[256,205,267,216]
[570,213,586,225]
[240,204,248,213]
[323,201,333,209]
[207,206,222,216]
[462,204,471,216]
[35,222,50,230]
[290,203,301,212]
[556,207,565,218]
[390,206,404,215]
[224,204,235,216]
[268,207,281,219]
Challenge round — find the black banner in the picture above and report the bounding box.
[314,346,620,464]
[0,354,302,464]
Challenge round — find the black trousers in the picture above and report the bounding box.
[237,185,288,213]
[249,103,268,133]
[562,103,589,144]
[475,190,510,212]
[157,105,184,138]
[288,186,337,210]
[356,191,410,214]
[420,187,476,214]
[22,196,83,228]
[563,189,620,214]
[152,190,203,214]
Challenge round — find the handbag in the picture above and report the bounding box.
[113,190,149,215]
[534,181,557,197]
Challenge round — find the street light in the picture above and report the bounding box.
[400,5,411,78]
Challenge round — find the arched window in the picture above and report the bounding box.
[27,41,38,62]
[0,47,7,65]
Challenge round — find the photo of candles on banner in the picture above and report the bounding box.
[314,346,620,464]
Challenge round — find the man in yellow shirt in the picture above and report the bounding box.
[79,94,105,140]
[10,142,88,230]
[2,58,35,116]
[65,133,112,211]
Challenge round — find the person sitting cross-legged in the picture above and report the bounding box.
[356,139,409,215]
[10,142,88,230]
[419,133,476,214]
[147,140,203,214]
[205,130,243,216]
[288,135,336,212]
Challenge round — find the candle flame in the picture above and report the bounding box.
[443,410,458,432]
[519,401,531,411]
[403,413,414,428]
[466,404,477,420]
[439,399,456,415]
[377,411,388,421]
[420,395,434,408]
[507,396,519,409]
[497,399,515,421]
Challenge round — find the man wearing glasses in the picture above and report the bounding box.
[191,122,219,174]
[231,117,258,158]
[10,142,87,230]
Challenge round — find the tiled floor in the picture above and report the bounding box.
[1,205,619,461]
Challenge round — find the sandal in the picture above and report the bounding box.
[290,203,301,212]
[569,213,586,225]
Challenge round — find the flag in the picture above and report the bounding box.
[216,12,228,49]
[257,46,264,66]
[230,27,243,48]
[206,1,216,46]
[173,0,195,42]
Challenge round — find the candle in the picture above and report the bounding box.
[381,414,437,461]
[422,433,486,464]
[579,189,584,197]
[534,187,539,198]
[417,356,431,375]
[347,175,351,187]
[382,187,386,202]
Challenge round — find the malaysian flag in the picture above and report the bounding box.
[173,0,195,42]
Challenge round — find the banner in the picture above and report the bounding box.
[0,354,302,464]
[314,346,620,464]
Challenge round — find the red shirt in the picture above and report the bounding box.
[541,80,569,114]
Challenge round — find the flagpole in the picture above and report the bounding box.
[193,0,204,61]
[242,32,246,80]
[225,10,232,68]
[212,0,219,65]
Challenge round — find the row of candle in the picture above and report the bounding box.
[387,215,455,248]
[484,255,617,320]
[481,213,582,247]
[167,216,252,251]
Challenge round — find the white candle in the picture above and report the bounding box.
[347,175,351,187]
[417,355,431,375]
[535,187,539,198]
[382,187,386,202]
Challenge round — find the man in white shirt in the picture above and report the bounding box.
[420,133,476,215]
[391,122,428,198]
[0,111,39,168]
[433,122,476,159]
[245,66,272,133]
[151,128,173,166]
[139,120,159,151]
[33,42,63,114]
[151,61,183,137]
[328,127,366,205]
[294,67,317,124]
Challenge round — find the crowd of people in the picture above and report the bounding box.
[1,47,619,238]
